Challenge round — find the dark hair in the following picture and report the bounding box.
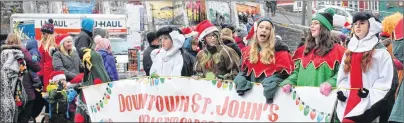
[146,32,157,44]
[304,26,334,56]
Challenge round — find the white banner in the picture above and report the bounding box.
[82,77,337,122]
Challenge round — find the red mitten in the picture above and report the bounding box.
[70,73,84,84]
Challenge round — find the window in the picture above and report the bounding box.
[336,9,347,16]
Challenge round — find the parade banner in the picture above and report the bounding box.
[83,77,337,122]
[206,1,231,26]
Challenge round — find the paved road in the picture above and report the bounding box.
[266,10,305,27]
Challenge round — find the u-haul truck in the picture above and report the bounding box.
[10,14,127,40]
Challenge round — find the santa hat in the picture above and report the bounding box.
[344,22,351,29]
[245,22,257,40]
[182,27,198,38]
[50,71,66,82]
[394,18,403,40]
[195,20,218,41]
[56,34,72,46]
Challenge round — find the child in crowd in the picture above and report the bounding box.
[26,39,42,88]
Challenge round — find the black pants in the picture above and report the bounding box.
[270,3,277,15]
[18,100,34,123]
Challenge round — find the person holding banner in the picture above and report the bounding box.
[234,17,294,104]
[280,9,346,96]
[335,12,397,123]
[193,20,240,80]
[149,26,187,76]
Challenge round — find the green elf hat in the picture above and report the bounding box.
[312,8,335,31]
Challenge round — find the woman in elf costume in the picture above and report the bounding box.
[234,18,294,104]
[74,48,111,122]
[335,12,398,123]
[280,9,346,96]
[193,20,240,80]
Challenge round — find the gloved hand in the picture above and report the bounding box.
[320,82,332,96]
[233,74,251,96]
[74,83,83,94]
[357,88,369,98]
[57,81,64,91]
[282,84,292,93]
[337,91,347,102]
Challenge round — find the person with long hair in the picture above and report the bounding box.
[335,12,397,123]
[193,20,240,80]
[1,33,41,122]
[37,19,58,122]
[38,19,57,92]
[234,18,294,104]
[280,9,345,97]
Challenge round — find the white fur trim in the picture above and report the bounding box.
[198,26,218,41]
[60,36,73,46]
[52,74,66,82]
[185,31,198,38]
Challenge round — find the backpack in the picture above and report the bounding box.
[179,48,196,76]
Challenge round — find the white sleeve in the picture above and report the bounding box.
[149,53,159,75]
[369,50,394,103]
[170,55,183,76]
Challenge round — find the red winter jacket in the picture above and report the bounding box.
[38,45,55,92]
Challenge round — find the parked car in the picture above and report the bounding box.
[109,38,129,79]
[314,5,357,29]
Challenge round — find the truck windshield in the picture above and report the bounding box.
[110,38,129,55]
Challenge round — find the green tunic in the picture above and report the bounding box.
[280,61,339,87]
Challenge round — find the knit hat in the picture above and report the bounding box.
[394,18,403,40]
[220,28,234,42]
[41,19,54,34]
[181,27,198,38]
[94,28,107,38]
[146,32,158,44]
[312,8,335,31]
[195,20,219,41]
[50,71,66,82]
[82,18,95,32]
[94,36,112,53]
[56,34,72,46]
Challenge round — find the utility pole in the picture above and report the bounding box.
[306,1,313,27]
[301,1,306,26]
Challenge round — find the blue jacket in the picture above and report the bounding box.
[97,50,119,81]
[26,39,41,62]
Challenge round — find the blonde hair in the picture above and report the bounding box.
[40,34,57,52]
[249,25,276,64]
[5,33,22,46]
[60,36,74,56]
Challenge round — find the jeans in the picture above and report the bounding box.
[18,100,34,123]
[271,3,277,14]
